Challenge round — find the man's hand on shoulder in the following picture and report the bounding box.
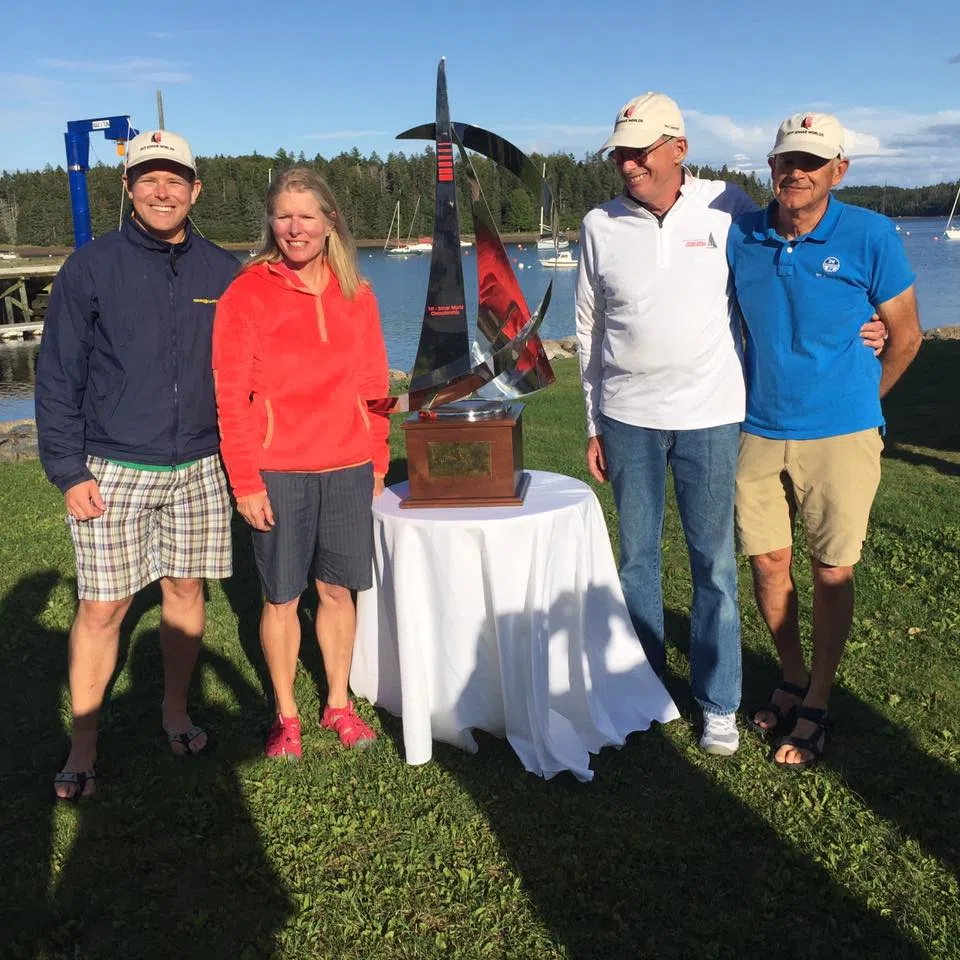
[65,480,105,521]
[877,286,922,398]
[860,314,888,357]
[586,435,608,484]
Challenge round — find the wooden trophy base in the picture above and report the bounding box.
[400,401,528,508]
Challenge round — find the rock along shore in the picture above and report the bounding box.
[923,324,960,340]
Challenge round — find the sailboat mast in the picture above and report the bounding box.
[539,162,546,236]
[406,196,420,245]
[384,200,400,252]
[946,182,960,232]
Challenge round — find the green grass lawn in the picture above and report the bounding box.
[1,345,958,959]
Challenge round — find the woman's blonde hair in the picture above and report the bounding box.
[247,167,367,299]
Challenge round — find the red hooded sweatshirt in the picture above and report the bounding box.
[213,260,389,499]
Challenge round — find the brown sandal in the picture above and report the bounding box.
[53,768,96,803]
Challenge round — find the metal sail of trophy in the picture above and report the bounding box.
[368,58,560,507]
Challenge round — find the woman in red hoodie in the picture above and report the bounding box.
[213,167,389,759]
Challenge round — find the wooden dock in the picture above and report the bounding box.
[0,260,61,335]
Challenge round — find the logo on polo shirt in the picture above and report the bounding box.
[822,256,840,274]
[683,233,718,249]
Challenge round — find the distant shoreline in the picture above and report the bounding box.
[3,231,577,258]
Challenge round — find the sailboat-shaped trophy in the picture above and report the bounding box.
[367,58,563,507]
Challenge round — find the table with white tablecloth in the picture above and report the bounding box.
[351,470,679,781]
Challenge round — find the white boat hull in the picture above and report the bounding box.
[539,252,578,268]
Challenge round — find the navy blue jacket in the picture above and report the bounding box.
[36,217,239,493]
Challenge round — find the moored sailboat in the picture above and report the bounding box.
[535,163,569,251]
[944,180,960,240]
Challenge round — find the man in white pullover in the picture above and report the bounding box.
[576,93,755,754]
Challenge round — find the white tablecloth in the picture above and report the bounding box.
[351,470,679,781]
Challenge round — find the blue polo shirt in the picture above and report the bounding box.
[727,196,915,439]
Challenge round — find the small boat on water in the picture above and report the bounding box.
[535,162,569,251]
[538,249,578,268]
[0,251,16,261]
[404,237,433,254]
[385,199,428,257]
[945,180,960,241]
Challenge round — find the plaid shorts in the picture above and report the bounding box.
[69,454,233,601]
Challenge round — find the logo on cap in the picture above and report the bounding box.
[151,132,162,144]
[802,116,814,129]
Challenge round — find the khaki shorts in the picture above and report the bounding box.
[69,455,233,601]
[735,429,883,567]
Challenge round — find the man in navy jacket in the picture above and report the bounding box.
[36,130,238,800]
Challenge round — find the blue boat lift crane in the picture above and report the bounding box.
[0,115,138,332]
[64,116,138,247]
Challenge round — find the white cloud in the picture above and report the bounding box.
[40,58,192,85]
[139,71,193,85]
[666,105,960,186]
[0,73,66,148]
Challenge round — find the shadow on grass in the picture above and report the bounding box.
[737,620,960,883]
[425,598,930,959]
[384,456,408,488]
[220,514,272,709]
[0,570,294,958]
[882,339,960,473]
[883,444,960,477]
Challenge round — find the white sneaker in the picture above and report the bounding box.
[700,712,739,756]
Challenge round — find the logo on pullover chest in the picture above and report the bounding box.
[683,232,717,249]
[819,256,841,276]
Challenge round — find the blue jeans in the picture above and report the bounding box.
[600,415,741,715]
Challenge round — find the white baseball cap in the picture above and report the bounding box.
[125,129,197,175]
[601,92,685,152]
[768,113,846,160]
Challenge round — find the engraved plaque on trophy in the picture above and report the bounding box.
[366,58,563,507]
[402,400,529,507]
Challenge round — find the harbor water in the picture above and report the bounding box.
[2,219,957,423]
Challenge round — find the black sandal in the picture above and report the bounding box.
[164,724,209,757]
[53,769,96,803]
[772,706,830,770]
[747,679,809,738]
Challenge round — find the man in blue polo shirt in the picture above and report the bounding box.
[727,112,922,769]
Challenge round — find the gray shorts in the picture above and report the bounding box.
[69,455,233,601]
[252,464,374,603]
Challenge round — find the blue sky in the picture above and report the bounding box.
[2,0,959,187]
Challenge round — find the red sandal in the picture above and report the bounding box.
[321,700,377,749]
[264,714,301,760]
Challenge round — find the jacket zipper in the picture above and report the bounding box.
[170,247,180,465]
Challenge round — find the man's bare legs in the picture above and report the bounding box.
[56,596,132,798]
[774,559,854,764]
[159,576,208,754]
[750,550,855,763]
[749,548,809,730]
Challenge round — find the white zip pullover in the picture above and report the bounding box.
[576,175,756,435]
